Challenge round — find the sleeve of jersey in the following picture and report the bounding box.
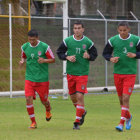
[102,41,113,61]
[56,41,67,60]
[136,39,140,59]
[21,47,26,59]
[88,44,98,61]
[45,46,55,59]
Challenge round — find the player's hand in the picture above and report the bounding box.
[19,59,25,67]
[38,57,45,63]
[83,51,90,59]
[110,57,119,63]
[127,52,136,58]
[66,55,76,62]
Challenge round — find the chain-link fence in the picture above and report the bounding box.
[0,2,140,92]
[0,16,140,92]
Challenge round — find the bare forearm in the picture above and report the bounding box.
[44,58,55,63]
[19,58,26,67]
[38,58,55,64]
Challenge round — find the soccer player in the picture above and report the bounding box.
[19,29,55,129]
[103,21,140,132]
[57,21,98,130]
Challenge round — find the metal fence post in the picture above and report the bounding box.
[97,10,108,91]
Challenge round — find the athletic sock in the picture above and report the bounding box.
[73,103,77,108]
[45,100,51,112]
[26,104,36,123]
[119,105,128,125]
[75,104,85,123]
[126,107,131,120]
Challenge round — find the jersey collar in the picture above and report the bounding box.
[119,34,131,40]
[73,35,85,41]
[30,40,40,47]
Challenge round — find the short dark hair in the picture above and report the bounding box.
[28,29,38,37]
[118,21,129,28]
[73,20,84,28]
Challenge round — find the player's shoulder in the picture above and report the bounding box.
[21,42,30,50]
[39,41,49,48]
[130,34,140,40]
[64,35,73,41]
[63,35,74,45]
[84,36,93,43]
[83,36,94,47]
[109,34,119,41]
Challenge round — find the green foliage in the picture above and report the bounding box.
[0,93,140,140]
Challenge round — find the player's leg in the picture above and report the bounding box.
[25,80,37,129]
[73,75,88,129]
[123,75,136,130]
[43,99,52,121]
[36,81,52,121]
[67,74,77,107]
[75,92,85,122]
[67,74,81,129]
[114,74,124,131]
[70,94,77,107]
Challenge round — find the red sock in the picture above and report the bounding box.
[75,104,85,123]
[126,107,131,119]
[26,104,36,123]
[45,100,51,112]
[119,106,128,125]
[73,103,77,108]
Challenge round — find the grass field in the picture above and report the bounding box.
[0,93,140,140]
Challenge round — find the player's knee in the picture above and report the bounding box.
[26,96,33,104]
[123,94,130,103]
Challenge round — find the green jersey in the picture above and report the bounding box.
[109,34,140,74]
[64,35,94,75]
[22,41,53,82]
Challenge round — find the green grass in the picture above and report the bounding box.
[0,93,140,140]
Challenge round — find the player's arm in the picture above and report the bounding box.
[136,40,140,58]
[127,40,140,58]
[102,42,113,61]
[38,47,55,64]
[56,42,68,60]
[19,49,26,67]
[57,42,76,62]
[103,42,119,63]
[86,45,98,61]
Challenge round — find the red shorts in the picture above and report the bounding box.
[25,80,49,101]
[114,74,136,96]
[67,74,88,95]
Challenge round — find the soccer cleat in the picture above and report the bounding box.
[46,111,52,121]
[28,122,37,129]
[115,125,123,132]
[73,122,80,130]
[126,115,132,130]
[80,110,87,125]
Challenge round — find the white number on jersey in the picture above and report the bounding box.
[76,48,81,54]
[123,47,127,54]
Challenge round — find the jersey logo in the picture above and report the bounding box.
[31,53,34,59]
[123,47,127,54]
[83,44,86,49]
[38,51,42,56]
[130,42,133,47]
